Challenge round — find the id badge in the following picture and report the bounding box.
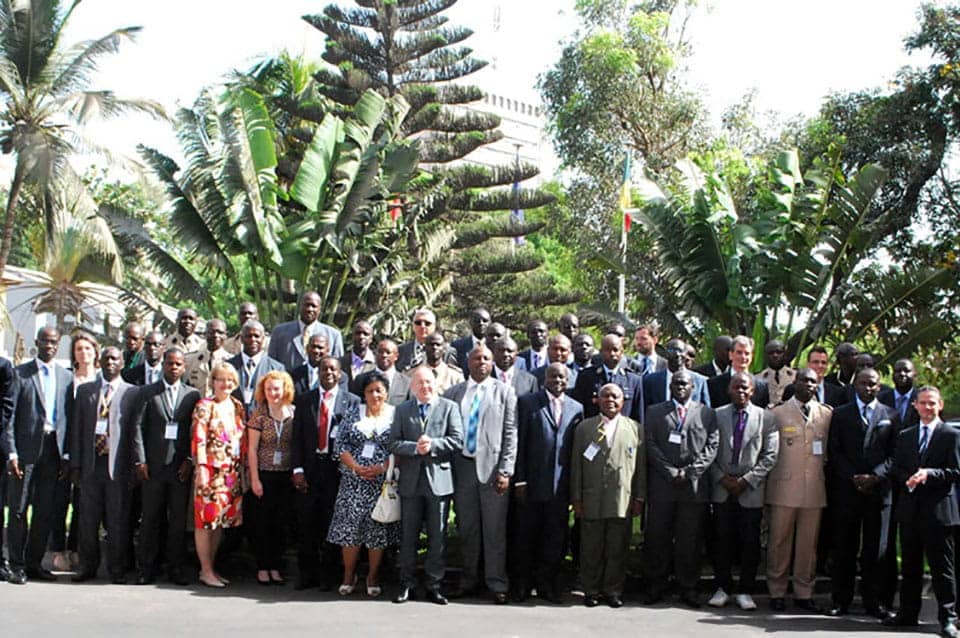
[584,442,600,461]
[242,389,253,405]
[669,431,683,444]
[812,439,824,456]
[272,451,282,465]
[95,419,108,435]
[164,422,178,440]
[330,425,339,439]
[232,439,241,457]
[361,442,376,459]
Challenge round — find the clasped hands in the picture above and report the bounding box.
[906,468,929,490]
[852,473,880,493]
[720,474,748,496]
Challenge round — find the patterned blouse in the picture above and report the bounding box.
[246,405,294,472]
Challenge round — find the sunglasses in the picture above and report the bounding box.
[414,320,433,326]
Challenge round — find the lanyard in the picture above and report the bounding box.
[272,416,285,441]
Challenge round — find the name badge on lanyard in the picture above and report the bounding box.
[272,418,284,465]
[165,421,178,440]
[361,441,377,459]
[95,419,108,435]
[584,441,601,461]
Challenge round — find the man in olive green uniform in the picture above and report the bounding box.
[570,383,646,608]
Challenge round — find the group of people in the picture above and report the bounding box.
[0,297,956,636]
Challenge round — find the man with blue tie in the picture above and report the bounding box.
[633,324,667,375]
[781,346,846,407]
[389,366,463,604]
[571,334,644,423]
[513,363,584,603]
[531,334,579,391]
[3,326,72,584]
[643,338,710,408]
[122,330,165,386]
[878,358,919,428]
[518,320,549,372]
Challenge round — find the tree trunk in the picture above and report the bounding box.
[0,159,27,278]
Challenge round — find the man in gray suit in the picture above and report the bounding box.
[492,337,538,398]
[268,291,344,370]
[707,372,779,611]
[445,345,518,604]
[643,370,719,607]
[633,324,668,375]
[389,366,464,605]
[3,326,72,584]
[227,320,284,413]
[366,339,410,406]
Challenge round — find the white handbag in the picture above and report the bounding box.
[371,454,400,523]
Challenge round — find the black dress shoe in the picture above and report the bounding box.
[136,574,156,585]
[71,571,96,583]
[795,598,822,613]
[294,578,314,591]
[425,589,448,605]
[8,569,27,585]
[393,587,416,603]
[607,595,624,609]
[26,568,56,581]
[863,604,886,619]
[510,587,528,602]
[541,589,563,604]
[826,605,848,617]
[680,594,702,609]
[111,574,127,585]
[584,595,600,607]
[169,570,189,587]
[883,613,919,627]
[0,561,9,581]
[641,592,663,605]
[493,592,509,605]
[770,597,787,611]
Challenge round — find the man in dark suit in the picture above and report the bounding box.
[129,347,200,586]
[879,358,919,428]
[445,345,518,603]
[122,330,165,386]
[531,334,579,391]
[3,326,71,584]
[483,322,508,353]
[558,313,580,342]
[492,337,538,398]
[450,308,490,376]
[824,342,858,390]
[707,335,769,408]
[633,324,668,375]
[292,334,347,397]
[643,370,719,607]
[643,338,710,407]
[291,356,360,591]
[883,386,960,637]
[781,345,846,407]
[518,319,549,372]
[513,363,583,603]
[572,334,643,423]
[826,368,899,618]
[389,366,463,604]
[269,291,344,370]
[70,347,138,584]
[363,339,410,406]
[227,320,284,413]
[572,333,594,371]
[0,355,15,580]
[693,335,732,378]
[396,308,457,372]
[339,320,376,391]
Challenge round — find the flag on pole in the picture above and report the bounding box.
[389,198,402,226]
[620,154,632,233]
[511,147,525,245]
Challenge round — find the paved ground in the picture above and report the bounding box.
[0,576,945,637]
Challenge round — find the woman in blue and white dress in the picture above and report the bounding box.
[327,371,400,597]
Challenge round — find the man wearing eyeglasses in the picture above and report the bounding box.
[396,308,457,372]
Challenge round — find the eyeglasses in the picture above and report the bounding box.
[413,320,433,326]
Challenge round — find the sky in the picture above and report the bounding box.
[13,0,939,177]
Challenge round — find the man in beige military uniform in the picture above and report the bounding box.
[766,367,832,612]
[183,318,230,397]
[223,302,270,355]
[757,339,796,406]
[406,332,464,395]
[164,308,203,354]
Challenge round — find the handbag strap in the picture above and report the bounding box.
[385,453,396,481]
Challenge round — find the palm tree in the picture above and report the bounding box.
[0,0,164,277]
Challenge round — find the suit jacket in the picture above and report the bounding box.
[226,353,285,413]
[444,379,518,483]
[268,319,344,371]
[709,403,779,507]
[450,335,480,375]
[708,371,769,409]
[130,381,201,476]
[757,366,797,406]
[642,368,711,408]
[518,348,548,374]
[3,360,72,463]
[571,364,644,424]
[514,390,583,503]
[0,357,15,440]
[570,414,646,519]
[492,366,538,399]
[183,347,230,396]
[70,379,138,481]
[693,360,727,379]
[878,387,920,429]
[388,397,463,497]
[382,369,411,406]
[766,398,832,508]
[531,363,579,393]
[634,352,668,375]
[290,386,361,480]
[827,400,899,506]
[891,421,960,526]
[404,362,463,395]
[396,340,458,373]
[339,351,376,392]
[290,363,348,399]
[121,360,163,386]
[782,380,846,408]
[646,400,718,502]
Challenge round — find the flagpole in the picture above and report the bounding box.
[618,151,635,315]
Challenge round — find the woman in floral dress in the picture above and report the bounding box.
[192,361,246,587]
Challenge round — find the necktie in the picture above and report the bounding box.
[413,343,424,367]
[309,365,319,390]
[95,384,113,456]
[816,384,824,403]
[317,390,331,452]
[861,404,871,429]
[801,402,810,420]
[533,352,541,369]
[774,369,780,384]
[919,426,930,454]
[552,397,563,429]
[245,358,256,393]
[165,385,178,464]
[501,370,508,383]
[418,403,427,422]
[465,385,484,454]
[731,409,747,464]
[641,357,650,374]
[40,364,55,425]
[302,329,311,349]
[677,404,686,427]
[896,395,908,421]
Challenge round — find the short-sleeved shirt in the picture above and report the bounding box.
[247,406,294,472]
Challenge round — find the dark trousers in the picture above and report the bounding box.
[644,499,705,596]
[900,517,956,628]
[7,432,59,572]
[580,517,631,597]
[139,464,190,576]
[399,492,449,590]
[713,497,762,595]
[49,477,79,552]
[830,495,892,608]
[296,457,340,584]
[246,470,291,570]
[516,498,570,593]
[78,456,129,578]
